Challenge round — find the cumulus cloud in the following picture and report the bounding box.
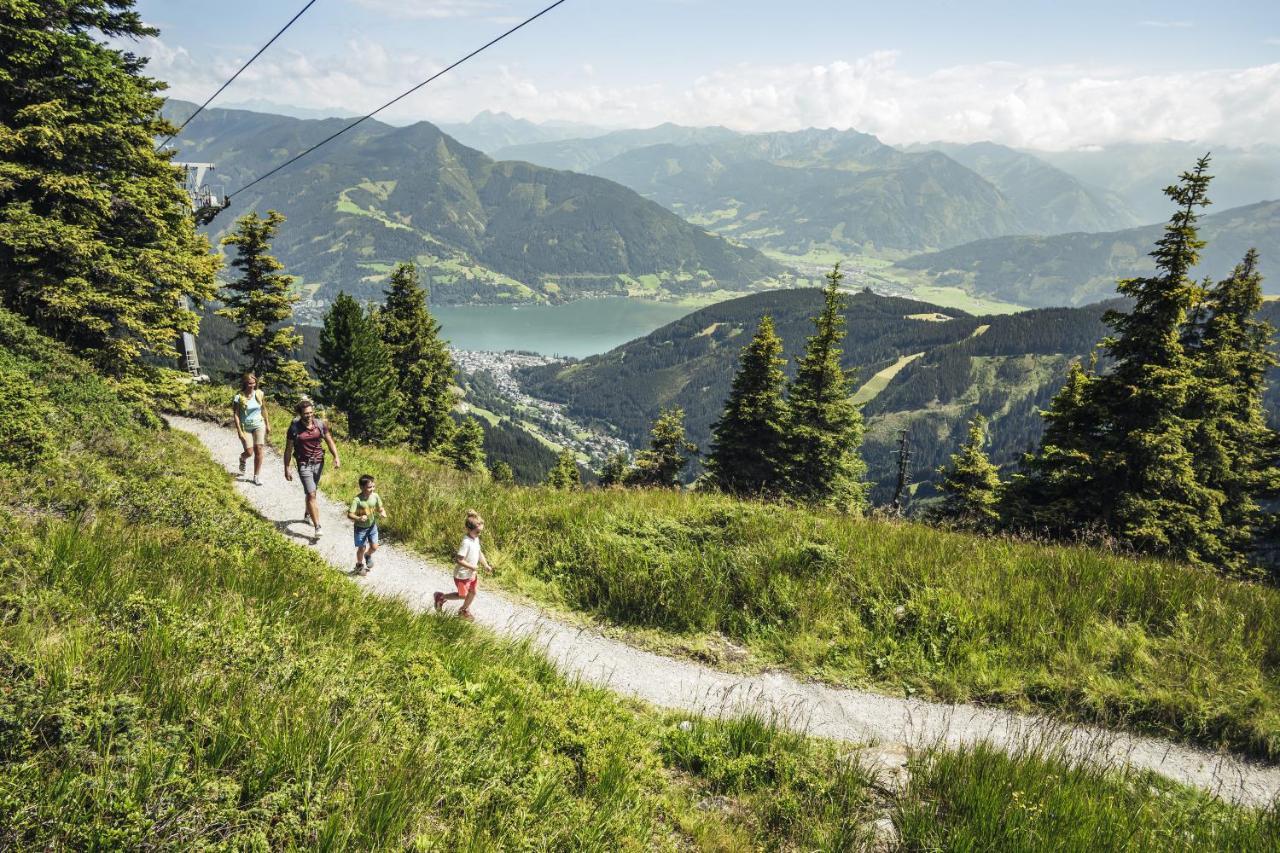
[136,37,1280,150]
[350,0,502,19]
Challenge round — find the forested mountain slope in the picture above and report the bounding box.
[520,288,1280,505]
[892,200,1280,307]
[162,102,785,319]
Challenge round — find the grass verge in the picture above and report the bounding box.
[187,383,1280,763]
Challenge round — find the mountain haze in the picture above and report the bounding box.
[904,141,1139,233]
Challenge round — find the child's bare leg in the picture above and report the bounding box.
[356,544,367,565]
[459,585,477,613]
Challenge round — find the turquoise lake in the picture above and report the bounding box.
[432,298,694,358]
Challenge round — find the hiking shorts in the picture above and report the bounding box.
[241,426,266,447]
[296,460,324,496]
[354,524,379,548]
[454,576,478,597]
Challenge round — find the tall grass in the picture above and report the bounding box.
[3,310,1277,848]
[208,385,1280,762]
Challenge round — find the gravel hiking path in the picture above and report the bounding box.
[169,415,1280,808]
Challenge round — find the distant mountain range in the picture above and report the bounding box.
[162,102,785,318]
[891,200,1280,307]
[498,125,1144,256]
[1032,142,1280,224]
[902,141,1140,234]
[436,110,608,156]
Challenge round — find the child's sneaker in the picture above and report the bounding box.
[364,554,374,570]
[457,609,475,622]
[353,563,365,575]
[433,591,445,612]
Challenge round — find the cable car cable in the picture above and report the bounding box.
[226,0,569,198]
[156,0,320,149]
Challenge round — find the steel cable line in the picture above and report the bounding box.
[226,0,570,198]
[156,0,319,149]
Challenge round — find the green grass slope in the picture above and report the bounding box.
[202,388,1280,764]
[4,309,1278,847]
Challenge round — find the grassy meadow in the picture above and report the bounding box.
[190,387,1280,763]
[3,311,1275,847]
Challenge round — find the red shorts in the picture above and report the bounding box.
[454,576,477,597]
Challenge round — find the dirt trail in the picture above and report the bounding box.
[169,415,1280,809]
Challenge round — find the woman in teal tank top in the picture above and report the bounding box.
[231,373,271,485]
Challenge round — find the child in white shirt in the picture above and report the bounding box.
[434,511,492,621]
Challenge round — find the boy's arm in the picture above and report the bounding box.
[346,498,361,522]
[454,553,477,571]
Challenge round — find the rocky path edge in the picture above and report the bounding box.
[168,415,1280,809]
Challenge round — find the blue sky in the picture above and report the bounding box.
[131,0,1280,148]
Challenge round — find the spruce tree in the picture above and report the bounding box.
[381,262,456,452]
[218,210,312,400]
[597,452,630,488]
[781,265,869,511]
[315,293,403,443]
[626,408,697,488]
[1002,357,1107,534]
[1013,159,1227,564]
[0,0,220,376]
[1186,250,1280,568]
[544,449,582,489]
[932,415,1002,530]
[447,417,487,473]
[705,315,790,496]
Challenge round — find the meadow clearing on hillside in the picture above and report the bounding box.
[187,386,1280,763]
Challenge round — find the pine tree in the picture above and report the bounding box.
[315,293,403,443]
[626,407,697,488]
[380,262,456,452]
[1012,159,1227,564]
[781,265,869,511]
[447,417,486,473]
[932,415,1002,530]
[0,0,220,376]
[597,452,630,488]
[1002,357,1108,534]
[1186,249,1280,569]
[544,449,582,490]
[705,315,790,496]
[218,210,312,400]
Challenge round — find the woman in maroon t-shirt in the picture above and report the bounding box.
[283,399,341,538]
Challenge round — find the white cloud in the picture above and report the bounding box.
[136,37,1280,150]
[350,0,501,19]
[1140,20,1194,29]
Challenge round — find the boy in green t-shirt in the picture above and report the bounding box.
[347,474,387,576]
